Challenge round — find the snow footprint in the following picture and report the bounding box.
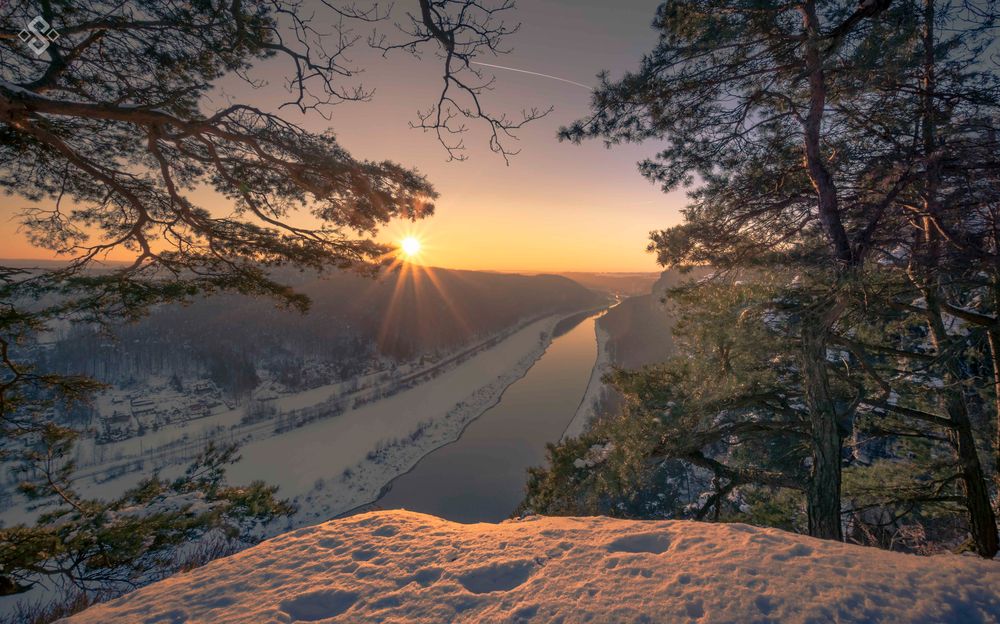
[399,567,443,588]
[457,560,536,594]
[279,589,358,621]
[770,543,813,561]
[605,532,672,555]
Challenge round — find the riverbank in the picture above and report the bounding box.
[1,312,592,532]
[228,308,602,533]
[370,308,605,522]
[563,291,682,441]
[0,308,601,617]
[562,318,612,441]
[60,311,553,480]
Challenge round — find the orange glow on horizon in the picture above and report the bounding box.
[0,1,687,275]
[1,187,678,274]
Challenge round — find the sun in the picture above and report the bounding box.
[400,236,422,258]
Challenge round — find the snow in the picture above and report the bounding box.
[64,510,1000,623]
[224,315,564,530]
[0,80,43,97]
[66,326,511,477]
[573,442,615,469]
[0,315,566,532]
[562,317,612,440]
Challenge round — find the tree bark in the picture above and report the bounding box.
[923,290,1000,557]
[801,0,853,267]
[797,0,851,541]
[989,269,1000,488]
[990,324,1000,485]
[918,0,998,558]
[945,390,1000,557]
[801,302,846,541]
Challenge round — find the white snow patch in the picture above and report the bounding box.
[563,321,611,440]
[0,315,569,532]
[226,316,565,530]
[65,510,1000,624]
[573,442,615,469]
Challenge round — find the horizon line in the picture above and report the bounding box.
[0,257,662,276]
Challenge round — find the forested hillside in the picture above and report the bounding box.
[557,272,661,297]
[36,268,603,397]
[599,268,713,369]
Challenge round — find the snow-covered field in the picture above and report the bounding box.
[65,509,1000,623]
[64,320,538,476]
[0,315,566,533]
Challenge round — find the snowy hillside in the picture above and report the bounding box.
[65,511,1000,623]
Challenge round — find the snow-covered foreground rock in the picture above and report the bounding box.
[66,510,1000,623]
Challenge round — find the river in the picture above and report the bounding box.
[375,310,603,523]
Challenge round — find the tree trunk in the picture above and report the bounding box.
[945,389,1000,557]
[801,303,845,541]
[796,1,853,541]
[923,291,1000,557]
[989,265,1000,489]
[918,0,998,558]
[801,0,853,266]
[988,328,1000,485]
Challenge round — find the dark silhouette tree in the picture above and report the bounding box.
[552,0,1000,554]
[560,0,913,542]
[0,0,541,598]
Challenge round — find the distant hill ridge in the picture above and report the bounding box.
[42,267,605,394]
[598,267,713,369]
[342,267,606,356]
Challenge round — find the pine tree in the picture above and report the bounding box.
[1,0,542,596]
[560,0,919,540]
[544,0,1000,554]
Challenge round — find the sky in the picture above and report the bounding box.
[1,0,687,273]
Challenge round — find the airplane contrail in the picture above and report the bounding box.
[471,61,592,90]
